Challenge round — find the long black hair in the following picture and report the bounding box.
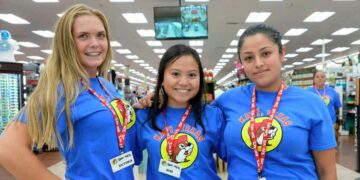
[148,44,206,132]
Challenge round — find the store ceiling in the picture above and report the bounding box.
[1,0,360,86]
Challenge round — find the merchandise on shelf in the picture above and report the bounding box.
[290,67,316,88]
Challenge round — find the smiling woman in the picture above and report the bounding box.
[0,4,141,180]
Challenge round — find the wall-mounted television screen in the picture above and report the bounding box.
[154,4,208,40]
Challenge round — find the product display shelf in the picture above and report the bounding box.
[290,67,316,88]
[344,76,357,134]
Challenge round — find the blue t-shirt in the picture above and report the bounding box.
[21,77,141,180]
[308,85,342,124]
[212,84,336,180]
[136,105,225,180]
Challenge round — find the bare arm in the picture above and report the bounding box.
[312,148,337,180]
[0,122,61,180]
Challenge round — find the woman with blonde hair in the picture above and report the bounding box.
[0,4,140,179]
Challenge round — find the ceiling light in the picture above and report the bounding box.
[259,0,283,1]
[196,49,203,53]
[32,30,54,38]
[296,47,313,52]
[116,49,131,54]
[284,65,294,68]
[219,59,230,63]
[292,62,304,66]
[126,55,139,59]
[303,58,316,62]
[153,49,166,54]
[284,28,307,36]
[226,48,237,53]
[18,42,39,48]
[281,39,289,45]
[27,56,44,60]
[285,54,298,58]
[303,12,335,22]
[315,53,330,57]
[158,55,163,59]
[32,0,58,2]
[140,63,150,67]
[222,54,234,58]
[134,60,145,63]
[14,51,24,55]
[236,29,246,36]
[109,0,134,2]
[332,28,359,35]
[57,14,63,17]
[114,64,124,67]
[331,47,349,52]
[245,12,271,23]
[189,40,204,46]
[146,41,162,46]
[137,29,155,37]
[41,49,52,54]
[111,60,116,64]
[0,14,30,24]
[351,39,360,45]
[230,40,238,46]
[122,13,147,23]
[217,63,226,66]
[111,41,122,47]
[311,39,332,45]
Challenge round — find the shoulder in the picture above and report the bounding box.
[286,86,325,104]
[136,108,150,124]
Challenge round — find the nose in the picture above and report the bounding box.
[254,55,264,68]
[89,36,100,48]
[178,75,189,86]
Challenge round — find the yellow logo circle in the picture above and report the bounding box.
[322,95,330,105]
[160,133,198,169]
[241,117,282,152]
[110,100,136,129]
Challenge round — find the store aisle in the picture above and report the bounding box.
[0,135,359,179]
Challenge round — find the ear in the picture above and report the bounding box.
[280,46,286,64]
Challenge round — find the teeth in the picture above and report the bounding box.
[176,89,189,93]
[85,52,101,56]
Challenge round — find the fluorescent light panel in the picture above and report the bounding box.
[0,14,30,24]
[196,49,203,53]
[315,53,330,57]
[32,30,54,38]
[189,40,204,46]
[122,13,147,23]
[109,0,134,2]
[331,47,349,52]
[222,54,234,58]
[246,12,271,23]
[219,59,230,63]
[292,62,304,65]
[351,39,360,45]
[236,29,246,36]
[111,41,122,47]
[296,47,313,52]
[303,58,316,62]
[284,28,307,36]
[153,49,166,53]
[332,28,359,35]
[133,60,145,63]
[126,55,139,59]
[285,54,298,58]
[304,12,335,22]
[27,56,44,60]
[18,42,39,48]
[146,41,162,46]
[225,48,237,53]
[116,49,131,54]
[41,49,52,54]
[14,51,24,55]
[281,39,289,45]
[311,39,332,45]
[137,29,155,37]
[230,40,238,46]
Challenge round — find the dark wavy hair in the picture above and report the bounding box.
[148,44,206,132]
[237,24,283,62]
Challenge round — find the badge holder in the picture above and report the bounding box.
[158,159,181,178]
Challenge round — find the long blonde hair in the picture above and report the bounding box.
[21,4,112,149]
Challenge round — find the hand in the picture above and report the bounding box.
[132,92,154,109]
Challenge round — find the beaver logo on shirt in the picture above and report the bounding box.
[171,135,194,163]
[247,120,278,146]
[160,133,198,169]
[110,100,136,129]
[321,95,330,106]
[242,117,283,152]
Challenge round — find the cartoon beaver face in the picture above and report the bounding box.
[248,121,278,146]
[171,135,194,163]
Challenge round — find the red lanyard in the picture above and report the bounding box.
[249,82,284,176]
[314,86,326,98]
[162,106,191,157]
[81,78,128,151]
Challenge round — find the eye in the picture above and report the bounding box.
[179,144,185,149]
[262,51,271,57]
[97,32,106,39]
[171,72,180,77]
[242,55,253,62]
[78,33,88,39]
[188,72,197,78]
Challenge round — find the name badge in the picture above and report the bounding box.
[258,177,267,180]
[158,159,181,178]
[109,151,134,173]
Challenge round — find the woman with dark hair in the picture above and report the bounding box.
[136,44,225,179]
[213,24,336,179]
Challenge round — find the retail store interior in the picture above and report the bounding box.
[1,0,360,179]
